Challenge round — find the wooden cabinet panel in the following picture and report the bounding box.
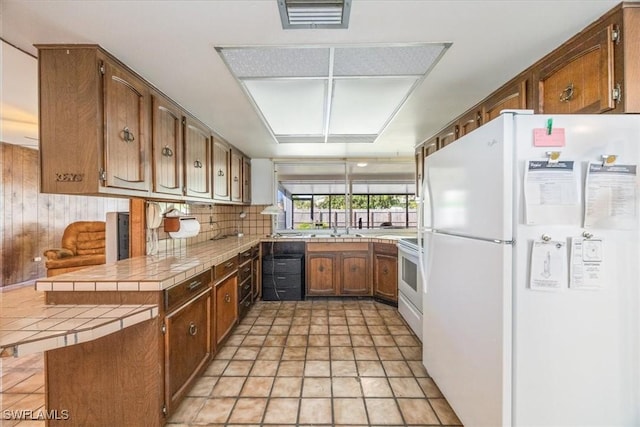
[215,274,238,345]
[184,115,212,199]
[537,25,616,114]
[458,109,482,137]
[243,157,252,204]
[103,58,149,191]
[213,139,231,201]
[231,150,243,202]
[165,288,211,413]
[483,78,528,122]
[340,253,370,295]
[151,94,183,196]
[436,123,459,149]
[373,243,398,303]
[307,253,338,296]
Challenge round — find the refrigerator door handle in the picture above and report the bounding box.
[418,171,428,291]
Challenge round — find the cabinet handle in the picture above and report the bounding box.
[318,265,324,272]
[382,267,388,275]
[243,283,250,290]
[559,83,574,102]
[233,176,239,182]
[162,146,174,157]
[224,262,234,268]
[188,280,202,291]
[243,267,251,273]
[244,299,251,307]
[217,169,224,177]
[120,127,135,143]
[224,292,231,303]
[188,322,198,336]
[194,160,203,168]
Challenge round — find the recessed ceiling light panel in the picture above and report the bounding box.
[218,47,329,78]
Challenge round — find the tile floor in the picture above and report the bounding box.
[1,286,463,426]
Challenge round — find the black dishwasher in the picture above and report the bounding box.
[262,254,304,301]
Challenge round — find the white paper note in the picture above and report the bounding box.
[529,240,567,291]
[524,160,581,225]
[569,237,604,290]
[584,163,638,229]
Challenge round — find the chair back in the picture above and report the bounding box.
[62,221,106,256]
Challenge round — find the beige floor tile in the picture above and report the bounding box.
[228,397,268,423]
[233,346,260,360]
[348,325,369,335]
[372,335,396,346]
[332,377,362,397]
[329,325,350,334]
[393,334,421,346]
[269,325,290,335]
[302,377,332,397]
[353,346,379,360]
[186,376,217,397]
[253,317,274,326]
[204,359,228,376]
[365,317,385,326]
[225,334,245,346]
[417,378,443,398]
[286,335,308,347]
[369,327,389,336]
[309,324,328,334]
[211,377,245,397]
[360,377,394,397]
[397,398,440,425]
[304,360,331,377]
[277,360,305,376]
[387,325,412,335]
[249,325,271,335]
[310,316,329,325]
[407,360,429,377]
[240,376,274,397]
[347,317,366,325]
[263,335,287,346]
[214,345,237,359]
[382,360,413,377]
[331,346,355,360]
[272,317,292,326]
[400,346,423,361]
[299,398,333,424]
[242,335,266,346]
[376,346,404,360]
[257,346,284,360]
[308,334,329,346]
[357,360,386,376]
[222,360,253,376]
[388,377,425,397]
[289,324,309,334]
[333,397,368,424]
[365,398,404,425]
[282,346,307,360]
[263,398,299,424]
[331,360,358,377]
[430,398,463,425]
[193,397,235,424]
[270,376,302,397]
[167,397,205,423]
[330,335,352,346]
[250,360,279,377]
[329,316,347,325]
[306,346,330,360]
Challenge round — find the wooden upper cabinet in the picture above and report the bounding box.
[483,77,528,122]
[183,115,212,199]
[536,24,617,114]
[424,138,438,157]
[458,108,482,137]
[151,93,183,196]
[38,45,151,196]
[230,150,243,203]
[213,139,231,201]
[436,123,459,149]
[242,157,252,204]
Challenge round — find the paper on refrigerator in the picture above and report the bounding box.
[569,237,604,289]
[529,240,568,291]
[584,163,638,229]
[524,160,581,225]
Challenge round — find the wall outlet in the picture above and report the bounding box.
[33,256,42,262]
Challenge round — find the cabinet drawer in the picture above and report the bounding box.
[373,243,398,256]
[239,277,252,301]
[262,286,302,301]
[262,274,302,289]
[238,293,252,319]
[238,262,252,283]
[238,249,253,264]
[165,270,212,312]
[214,258,238,281]
[262,255,303,274]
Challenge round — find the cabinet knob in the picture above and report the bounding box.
[318,265,324,272]
[188,322,198,336]
[194,160,203,168]
[120,127,135,143]
[162,146,174,157]
[560,83,574,102]
[382,267,388,275]
[224,292,231,303]
[217,169,225,177]
[233,176,239,182]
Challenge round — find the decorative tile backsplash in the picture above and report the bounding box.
[152,203,272,254]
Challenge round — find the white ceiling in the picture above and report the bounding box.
[0,0,625,160]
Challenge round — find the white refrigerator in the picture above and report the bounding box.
[420,111,639,427]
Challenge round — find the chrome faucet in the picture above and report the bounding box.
[332,225,338,234]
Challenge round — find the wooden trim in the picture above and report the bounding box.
[130,198,146,257]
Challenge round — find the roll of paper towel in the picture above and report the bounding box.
[168,217,200,239]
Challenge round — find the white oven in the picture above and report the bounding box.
[397,238,422,340]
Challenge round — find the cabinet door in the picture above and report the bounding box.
[184,116,212,199]
[537,25,616,114]
[458,109,482,137]
[231,150,243,202]
[307,253,338,296]
[215,274,238,345]
[483,78,528,122]
[165,289,211,413]
[103,59,150,191]
[436,123,459,149]
[340,252,370,295]
[152,94,183,196]
[213,139,231,201]
[242,157,252,204]
[374,252,398,302]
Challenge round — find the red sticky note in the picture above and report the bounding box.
[533,128,565,147]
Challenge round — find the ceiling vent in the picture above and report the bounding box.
[278,0,351,29]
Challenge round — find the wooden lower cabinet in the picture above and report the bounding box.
[164,288,211,414]
[306,243,371,297]
[215,273,238,345]
[373,243,398,303]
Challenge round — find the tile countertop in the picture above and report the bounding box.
[35,234,407,293]
[0,303,159,358]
